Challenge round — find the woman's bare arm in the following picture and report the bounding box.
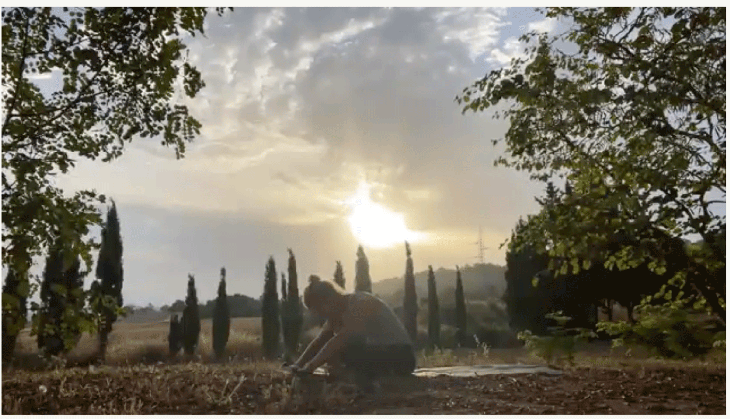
[292,321,334,368]
[302,330,352,372]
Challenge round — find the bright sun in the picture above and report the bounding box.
[345,182,425,248]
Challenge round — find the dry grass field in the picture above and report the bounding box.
[3,318,726,414]
[11,317,265,368]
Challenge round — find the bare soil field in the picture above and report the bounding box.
[2,362,724,414]
[4,319,725,414]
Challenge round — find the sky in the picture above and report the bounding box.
[37,7,563,307]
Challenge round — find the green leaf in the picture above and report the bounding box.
[457,7,724,320]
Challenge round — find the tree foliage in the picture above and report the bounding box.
[281,273,287,305]
[182,274,200,355]
[426,265,440,349]
[36,241,88,357]
[212,267,230,360]
[1,7,228,360]
[281,249,303,361]
[403,242,418,344]
[280,270,288,356]
[193,294,262,319]
[2,268,27,365]
[262,257,280,359]
[333,261,345,290]
[458,7,725,322]
[503,218,551,334]
[92,200,124,360]
[355,245,372,293]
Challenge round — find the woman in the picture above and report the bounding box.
[288,275,416,383]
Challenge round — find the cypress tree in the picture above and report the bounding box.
[283,249,303,361]
[280,272,288,359]
[2,268,27,365]
[93,200,124,361]
[281,273,287,304]
[213,267,230,360]
[427,265,440,349]
[182,274,201,355]
[403,242,418,344]
[64,256,86,350]
[454,266,467,348]
[333,261,345,290]
[37,241,86,356]
[168,314,183,356]
[262,257,280,359]
[355,245,372,293]
[38,242,64,355]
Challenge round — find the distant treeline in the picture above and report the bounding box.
[162,293,262,319]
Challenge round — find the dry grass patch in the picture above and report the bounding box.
[10,317,265,368]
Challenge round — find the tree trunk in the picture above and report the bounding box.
[626,302,635,324]
[98,323,109,362]
[601,299,614,322]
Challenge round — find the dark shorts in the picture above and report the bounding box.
[340,336,416,377]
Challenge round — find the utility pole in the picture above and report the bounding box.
[474,226,488,264]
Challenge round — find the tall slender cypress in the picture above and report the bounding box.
[454,266,467,348]
[93,200,124,360]
[427,265,440,349]
[212,267,230,360]
[403,242,418,344]
[355,245,372,293]
[38,242,85,356]
[262,257,280,359]
[182,274,201,355]
[333,261,345,290]
[283,249,303,360]
[281,273,287,304]
[38,243,65,355]
[280,272,289,359]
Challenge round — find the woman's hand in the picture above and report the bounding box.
[300,363,316,374]
[282,362,300,374]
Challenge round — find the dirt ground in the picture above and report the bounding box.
[2,363,725,414]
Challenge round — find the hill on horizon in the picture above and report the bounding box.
[140,263,506,314]
[372,263,506,308]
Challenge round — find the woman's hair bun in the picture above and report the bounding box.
[308,275,321,283]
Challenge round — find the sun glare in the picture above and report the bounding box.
[345,182,425,248]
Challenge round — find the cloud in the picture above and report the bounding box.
[51,8,554,305]
[488,36,524,65]
[528,17,557,34]
[71,6,546,231]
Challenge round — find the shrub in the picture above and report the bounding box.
[517,312,596,367]
[597,297,724,359]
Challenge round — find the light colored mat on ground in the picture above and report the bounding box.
[414,364,562,377]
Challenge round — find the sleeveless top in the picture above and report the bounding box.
[340,291,413,346]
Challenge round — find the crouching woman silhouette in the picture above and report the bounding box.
[287,275,416,391]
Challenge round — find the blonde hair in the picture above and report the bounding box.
[303,275,346,310]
